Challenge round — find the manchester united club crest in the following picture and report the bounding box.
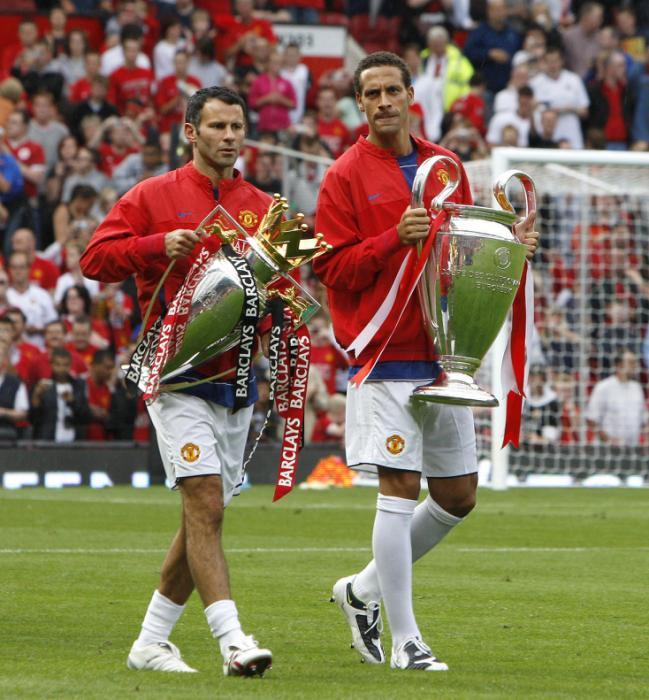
[181,443,201,463]
[238,210,259,229]
[437,169,449,185]
[385,434,405,455]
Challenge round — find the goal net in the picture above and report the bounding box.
[465,148,649,487]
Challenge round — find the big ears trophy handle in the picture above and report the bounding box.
[410,155,460,341]
[411,155,461,211]
[493,169,537,220]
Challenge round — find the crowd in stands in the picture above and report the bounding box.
[0,0,648,450]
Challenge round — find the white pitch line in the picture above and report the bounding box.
[1,546,648,555]
[0,495,375,509]
[0,547,372,555]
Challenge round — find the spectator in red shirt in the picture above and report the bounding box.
[154,50,201,136]
[309,312,348,395]
[35,319,88,379]
[1,19,39,81]
[586,50,634,150]
[89,116,142,177]
[85,347,114,441]
[450,72,487,136]
[65,315,99,369]
[4,110,46,206]
[69,52,102,104]
[0,312,34,388]
[86,347,137,441]
[95,282,134,355]
[316,86,351,159]
[310,392,346,445]
[107,36,154,117]
[221,0,277,69]
[248,51,296,136]
[2,307,43,389]
[10,228,59,293]
[59,283,110,347]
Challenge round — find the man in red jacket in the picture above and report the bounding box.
[80,87,273,678]
[314,52,539,672]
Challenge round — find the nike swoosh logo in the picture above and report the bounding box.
[346,586,355,606]
[367,193,381,201]
[176,211,193,218]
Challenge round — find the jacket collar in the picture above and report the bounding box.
[183,160,244,196]
[356,134,439,163]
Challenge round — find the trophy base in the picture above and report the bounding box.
[412,372,499,407]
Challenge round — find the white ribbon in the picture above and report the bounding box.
[346,251,413,357]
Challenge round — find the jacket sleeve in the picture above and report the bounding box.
[312,168,403,292]
[79,186,167,282]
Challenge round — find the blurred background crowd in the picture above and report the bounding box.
[0,0,647,454]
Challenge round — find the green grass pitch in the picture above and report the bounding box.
[1,485,647,699]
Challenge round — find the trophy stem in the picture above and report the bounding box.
[412,369,498,407]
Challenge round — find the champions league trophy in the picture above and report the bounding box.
[130,195,331,395]
[411,156,536,407]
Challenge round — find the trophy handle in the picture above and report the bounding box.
[411,155,461,211]
[493,170,536,219]
[411,156,459,343]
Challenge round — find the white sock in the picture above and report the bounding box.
[372,494,419,648]
[411,495,463,561]
[135,590,185,646]
[204,599,246,658]
[353,496,463,603]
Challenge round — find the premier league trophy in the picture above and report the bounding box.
[411,155,536,407]
[129,195,331,396]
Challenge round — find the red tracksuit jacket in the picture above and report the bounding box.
[312,135,473,367]
[80,161,273,375]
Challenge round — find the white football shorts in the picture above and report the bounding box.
[346,380,477,477]
[147,391,253,506]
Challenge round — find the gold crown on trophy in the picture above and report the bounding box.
[205,194,332,271]
[254,193,332,270]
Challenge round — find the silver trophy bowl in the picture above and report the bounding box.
[411,156,535,406]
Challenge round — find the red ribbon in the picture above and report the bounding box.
[350,209,449,385]
[272,323,311,501]
[502,262,529,448]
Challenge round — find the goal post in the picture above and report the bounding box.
[465,147,649,489]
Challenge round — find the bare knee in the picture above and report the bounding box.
[378,467,422,500]
[180,475,225,532]
[442,492,476,518]
[428,474,478,518]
